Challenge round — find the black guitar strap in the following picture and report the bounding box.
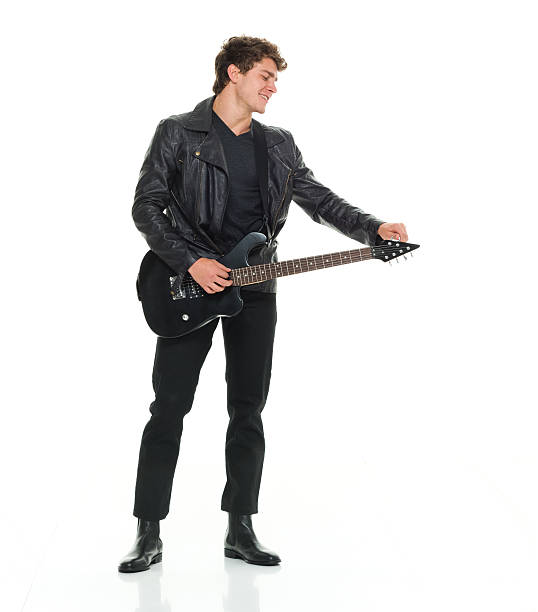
[252,119,271,240]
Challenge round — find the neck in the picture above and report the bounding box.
[212,92,252,136]
[230,246,374,286]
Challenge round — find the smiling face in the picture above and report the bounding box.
[231,57,278,114]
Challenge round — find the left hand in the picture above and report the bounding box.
[378,222,408,242]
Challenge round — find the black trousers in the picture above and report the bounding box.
[133,289,277,521]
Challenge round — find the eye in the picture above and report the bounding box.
[263,76,268,80]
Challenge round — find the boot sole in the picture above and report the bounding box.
[224,548,280,566]
[118,552,163,573]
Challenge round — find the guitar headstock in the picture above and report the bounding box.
[371,240,420,264]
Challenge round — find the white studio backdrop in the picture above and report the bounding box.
[1,1,537,610]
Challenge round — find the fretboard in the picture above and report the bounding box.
[231,247,373,286]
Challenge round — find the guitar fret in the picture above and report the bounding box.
[232,246,372,285]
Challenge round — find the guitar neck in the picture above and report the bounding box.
[232,246,373,286]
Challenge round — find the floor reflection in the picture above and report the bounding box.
[118,562,171,612]
[116,552,282,612]
[222,557,282,612]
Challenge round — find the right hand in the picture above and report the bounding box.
[188,258,233,294]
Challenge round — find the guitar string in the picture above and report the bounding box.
[175,252,417,285]
[174,252,399,290]
[174,245,414,291]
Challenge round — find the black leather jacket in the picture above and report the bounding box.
[132,95,386,292]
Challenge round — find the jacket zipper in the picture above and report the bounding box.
[271,168,293,236]
[169,173,223,256]
[193,154,224,255]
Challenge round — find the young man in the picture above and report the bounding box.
[119,36,408,572]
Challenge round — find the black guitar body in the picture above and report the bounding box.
[137,232,267,338]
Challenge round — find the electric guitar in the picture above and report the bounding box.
[136,232,420,338]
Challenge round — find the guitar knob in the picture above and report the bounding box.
[182,314,189,321]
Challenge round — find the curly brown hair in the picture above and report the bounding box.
[213,36,288,95]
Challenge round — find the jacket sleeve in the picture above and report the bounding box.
[132,118,199,275]
[290,135,386,247]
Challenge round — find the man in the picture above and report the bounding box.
[119,36,408,572]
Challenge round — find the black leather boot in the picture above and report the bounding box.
[224,513,281,565]
[118,518,163,573]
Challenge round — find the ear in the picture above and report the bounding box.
[227,63,241,83]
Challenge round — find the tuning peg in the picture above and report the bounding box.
[389,260,392,266]
[410,251,414,257]
[403,255,408,261]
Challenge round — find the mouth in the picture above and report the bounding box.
[259,94,269,102]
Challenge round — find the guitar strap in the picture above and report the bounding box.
[252,119,271,240]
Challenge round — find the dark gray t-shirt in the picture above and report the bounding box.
[212,110,272,292]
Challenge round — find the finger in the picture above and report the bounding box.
[212,276,228,288]
[391,225,404,241]
[392,224,407,242]
[216,261,232,272]
[214,272,233,286]
[209,281,225,292]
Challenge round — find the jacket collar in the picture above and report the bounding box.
[184,95,285,148]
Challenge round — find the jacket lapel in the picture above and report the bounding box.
[185,95,228,173]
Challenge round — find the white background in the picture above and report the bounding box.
[2,1,537,611]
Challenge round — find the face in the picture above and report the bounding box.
[230,57,278,114]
